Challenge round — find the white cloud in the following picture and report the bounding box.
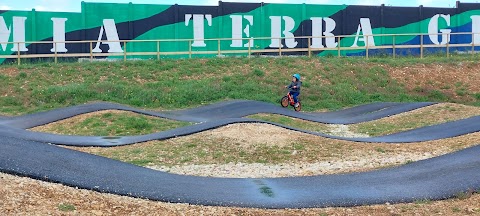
[416,0,457,7]
[0,5,12,10]
[304,0,334,4]
[207,0,337,5]
[32,5,48,11]
[346,0,388,6]
[417,0,434,5]
[205,0,220,5]
[29,0,77,12]
[29,5,67,12]
[222,0,290,3]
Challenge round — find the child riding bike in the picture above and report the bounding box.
[285,74,302,108]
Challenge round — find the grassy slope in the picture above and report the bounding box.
[1,56,479,115]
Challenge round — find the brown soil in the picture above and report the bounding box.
[179,123,295,147]
[0,67,20,77]
[387,62,480,102]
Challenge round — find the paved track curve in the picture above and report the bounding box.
[0,100,479,146]
[0,100,479,208]
[0,136,479,208]
[1,100,436,128]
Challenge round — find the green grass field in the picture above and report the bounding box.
[1,55,479,116]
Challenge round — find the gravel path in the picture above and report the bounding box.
[148,152,433,178]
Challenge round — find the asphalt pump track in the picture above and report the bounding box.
[0,100,479,208]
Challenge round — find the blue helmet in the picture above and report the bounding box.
[293,74,301,81]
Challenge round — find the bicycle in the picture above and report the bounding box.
[280,88,301,111]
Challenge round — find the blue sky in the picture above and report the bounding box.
[0,0,477,12]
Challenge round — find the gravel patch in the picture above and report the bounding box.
[147,152,434,178]
[326,124,370,138]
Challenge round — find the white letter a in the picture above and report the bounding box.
[92,19,123,53]
[351,18,375,47]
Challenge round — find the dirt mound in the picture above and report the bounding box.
[388,62,480,102]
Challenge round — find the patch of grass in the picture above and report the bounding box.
[414,199,432,205]
[474,93,480,101]
[455,190,474,200]
[1,56,479,116]
[375,147,386,153]
[252,68,265,77]
[292,143,305,150]
[128,159,154,166]
[186,143,197,148]
[443,105,456,112]
[30,111,191,136]
[400,206,412,212]
[452,207,461,213]
[17,72,27,79]
[429,90,448,101]
[354,123,402,136]
[58,203,76,212]
[455,88,467,96]
[441,85,451,90]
